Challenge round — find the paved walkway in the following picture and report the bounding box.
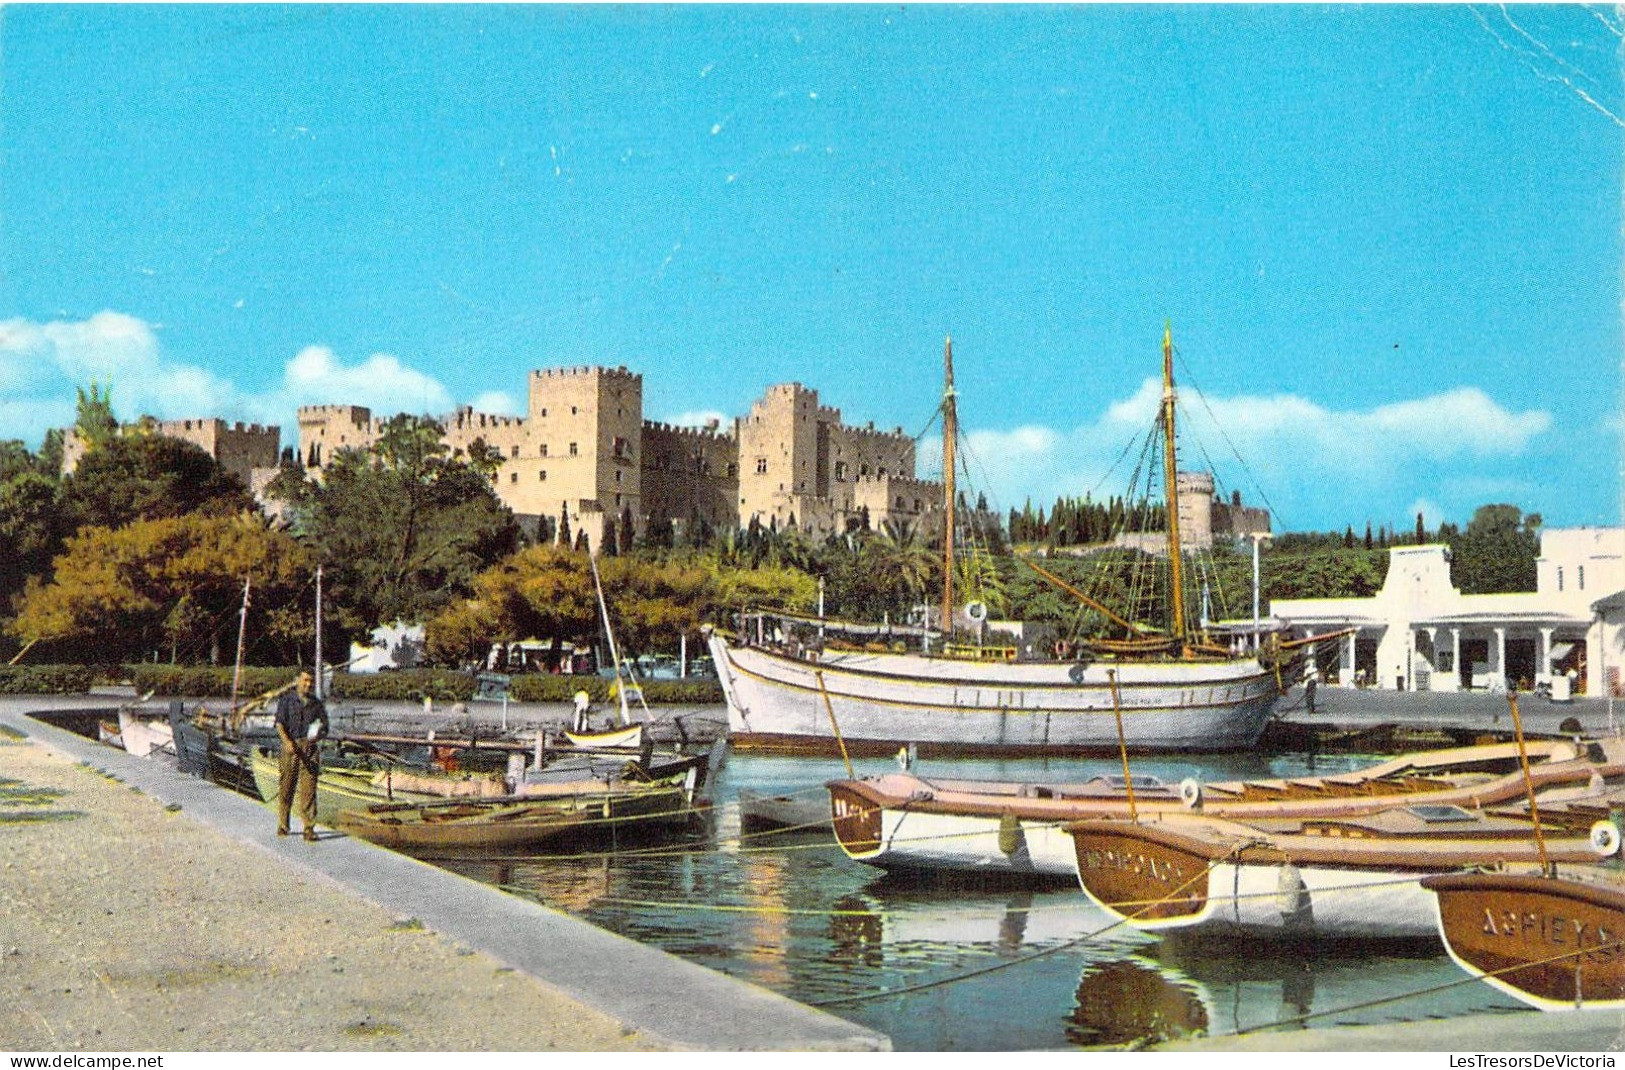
[0,697,887,1052]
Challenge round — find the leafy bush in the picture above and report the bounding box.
[508,674,720,704]
[0,665,96,694]
[126,665,297,698]
[110,664,720,704]
[329,670,475,702]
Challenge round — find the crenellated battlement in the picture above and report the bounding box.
[157,418,279,437]
[643,419,733,443]
[530,364,642,384]
[297,404,373,424]
[449,406,525,431]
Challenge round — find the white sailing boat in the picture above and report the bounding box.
[563,553,647,751]
[708,327,1307,755]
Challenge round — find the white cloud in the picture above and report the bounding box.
[0,311,467,450]
[470,391,521,416]
[668,410,729,430]
[0,311,236,441]
[1406,498,1446,529]
[281,346,453,415]
[932,378,1553,530]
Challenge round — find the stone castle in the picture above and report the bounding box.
[295,367,940,546]
[61,417,283,498]
[57,364,1266,553]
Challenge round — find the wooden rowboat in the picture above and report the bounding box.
[1423,866,1625,1011]
[334,774,696,849]
[247,746,498,824]
[828,737,1623,877]
[1066,805,1616,941]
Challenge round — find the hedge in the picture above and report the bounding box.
[0,665,97,695]
[507,674,721,705]
[115,664,722,705]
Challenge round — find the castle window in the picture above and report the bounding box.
[541,444,548,457]
[860,464,870,478]
[541,408,547,418]
[896,496,905,508]
[1558,568,1565,592]
[570,442,578,456]
[914,499,922,510]
[878,467,887,477]
[1580,566,1586,590]
[755,458,768,474]
[612,436,628,459]
[511,445,520,458]
[539,470,547,482]
[728,463,738,477]
[834,461,848,481]
[510,473,518,484]
[571,406,578,416]
[615,469,622,484]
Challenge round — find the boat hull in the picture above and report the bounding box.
[829,781,1078,876]
[1424,871,1625,1011]
[1070,822,1605,941]
[335,781,693,849]
[248,747,454,824]
[710,634,1281,755]
[1070,824,1442,939]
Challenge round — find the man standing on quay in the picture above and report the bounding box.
[275,670,328,841]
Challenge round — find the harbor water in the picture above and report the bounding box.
[418,733,1531,1050]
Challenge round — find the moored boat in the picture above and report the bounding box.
[1066,806,1615,941]
[828,737,1621,876]
[248,745,503,824]
[1423,866,1625,1011]
[711,329,1322,757]
[335,772,697,849]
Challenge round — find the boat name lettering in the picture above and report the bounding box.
[1479,907,1620,963]
[1082,846,1187,884]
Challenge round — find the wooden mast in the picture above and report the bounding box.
[940,335,957,645]
[1160,324,1188,651]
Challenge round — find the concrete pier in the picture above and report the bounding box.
[0,696,887,1052]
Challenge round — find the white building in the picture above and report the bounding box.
[1271,527,1624,696]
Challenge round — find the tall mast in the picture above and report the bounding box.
[314,563,324,699]
[230,577,251,715]
[940,335,957,643]
[1160,324,1187,649]
[589,553,631,726]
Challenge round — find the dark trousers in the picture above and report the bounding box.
[277,743,320,833]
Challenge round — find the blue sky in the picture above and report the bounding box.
[1,5,1619,533]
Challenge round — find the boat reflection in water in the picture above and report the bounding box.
[412,751,1536,1050]
[1066,937,1528,1046]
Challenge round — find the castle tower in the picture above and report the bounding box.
[296,404,376,471]
[737,383,823,531]
[1176,470,1215,551]
[525,366,644,547]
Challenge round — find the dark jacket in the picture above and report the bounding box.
[275,690,329,743]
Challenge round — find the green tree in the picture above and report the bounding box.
[8,513,313,664]
[58,434,254,534]
[74,382,119,448]
[1448,504,1541,594]
[281,414,520,640]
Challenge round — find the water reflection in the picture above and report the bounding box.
[415,746,1527,1050]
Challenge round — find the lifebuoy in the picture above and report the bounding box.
[1179,778,1203,810]
[1590,820,1622,858]
[965,600,988,623]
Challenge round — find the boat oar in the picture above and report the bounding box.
[1507,691,1554,878]
[1108,669,1138,822]
[814,670,855,780]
